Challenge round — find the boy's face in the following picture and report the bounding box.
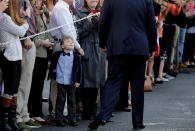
[61,38,74,51]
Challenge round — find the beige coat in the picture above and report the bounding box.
[34,4,53,58]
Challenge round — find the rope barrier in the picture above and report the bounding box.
[0,12,99,47]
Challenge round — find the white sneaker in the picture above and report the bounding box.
[159,77,169,82]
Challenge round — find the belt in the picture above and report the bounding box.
[53,38,61,42]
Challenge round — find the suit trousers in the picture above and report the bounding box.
[28,57,48,117]
[55,84,76,122]
[96,55,146,127]
[115,78,129,110]
[17,44,36,123]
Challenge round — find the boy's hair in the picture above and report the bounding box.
[60,36,74,45]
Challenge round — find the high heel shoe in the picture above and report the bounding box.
[149,76,156,86]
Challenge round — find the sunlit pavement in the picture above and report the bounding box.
[35,68,195,131]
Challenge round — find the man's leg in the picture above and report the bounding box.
[115,79,129,111]
[129,57,146,128]
[96,56,128,121]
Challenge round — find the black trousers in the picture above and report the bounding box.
[161,25,176,73]
[55,84,76,122]
[0,54,21,95]
[153,56,160,78]
[153,38,163,78]
[183,33,195,62]
[82,88,98,117]
[96,55,146,127]
[28,57,48,117]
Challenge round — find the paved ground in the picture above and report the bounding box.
[35,68,195,131]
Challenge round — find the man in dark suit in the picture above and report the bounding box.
[88,0,157,130]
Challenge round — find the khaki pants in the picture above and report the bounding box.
[16,44,36,123]
[170,25,180,69]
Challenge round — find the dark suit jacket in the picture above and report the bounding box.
[99,0,157,57]
[48,51,82,87]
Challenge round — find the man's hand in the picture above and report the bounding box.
[77,48,85,56]
[0,0,8,13]
[74,82,80,88]
[24,38,33,49]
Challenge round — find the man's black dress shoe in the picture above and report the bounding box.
[69,121,79,126]
[88,119,106,129]
[55,120,67,127]
[133,124,145,130]
[63,117,69,125]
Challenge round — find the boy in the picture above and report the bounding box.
[49,36,82,126]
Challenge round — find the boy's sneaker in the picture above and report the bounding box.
[25,119,42,128]
[18,122,32,131]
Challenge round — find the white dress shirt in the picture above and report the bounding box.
[0,13,29,61]
[56,50,74,85]
[50,0,81,50]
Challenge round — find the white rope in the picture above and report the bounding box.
[0,13,99,47]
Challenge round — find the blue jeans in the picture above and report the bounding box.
[178,28,187,62]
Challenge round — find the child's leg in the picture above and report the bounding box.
[55,84,67,123]
[67,87,76,122]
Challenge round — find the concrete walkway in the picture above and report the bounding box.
[35,68,195,131]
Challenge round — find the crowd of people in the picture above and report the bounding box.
[0,0,195,130]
